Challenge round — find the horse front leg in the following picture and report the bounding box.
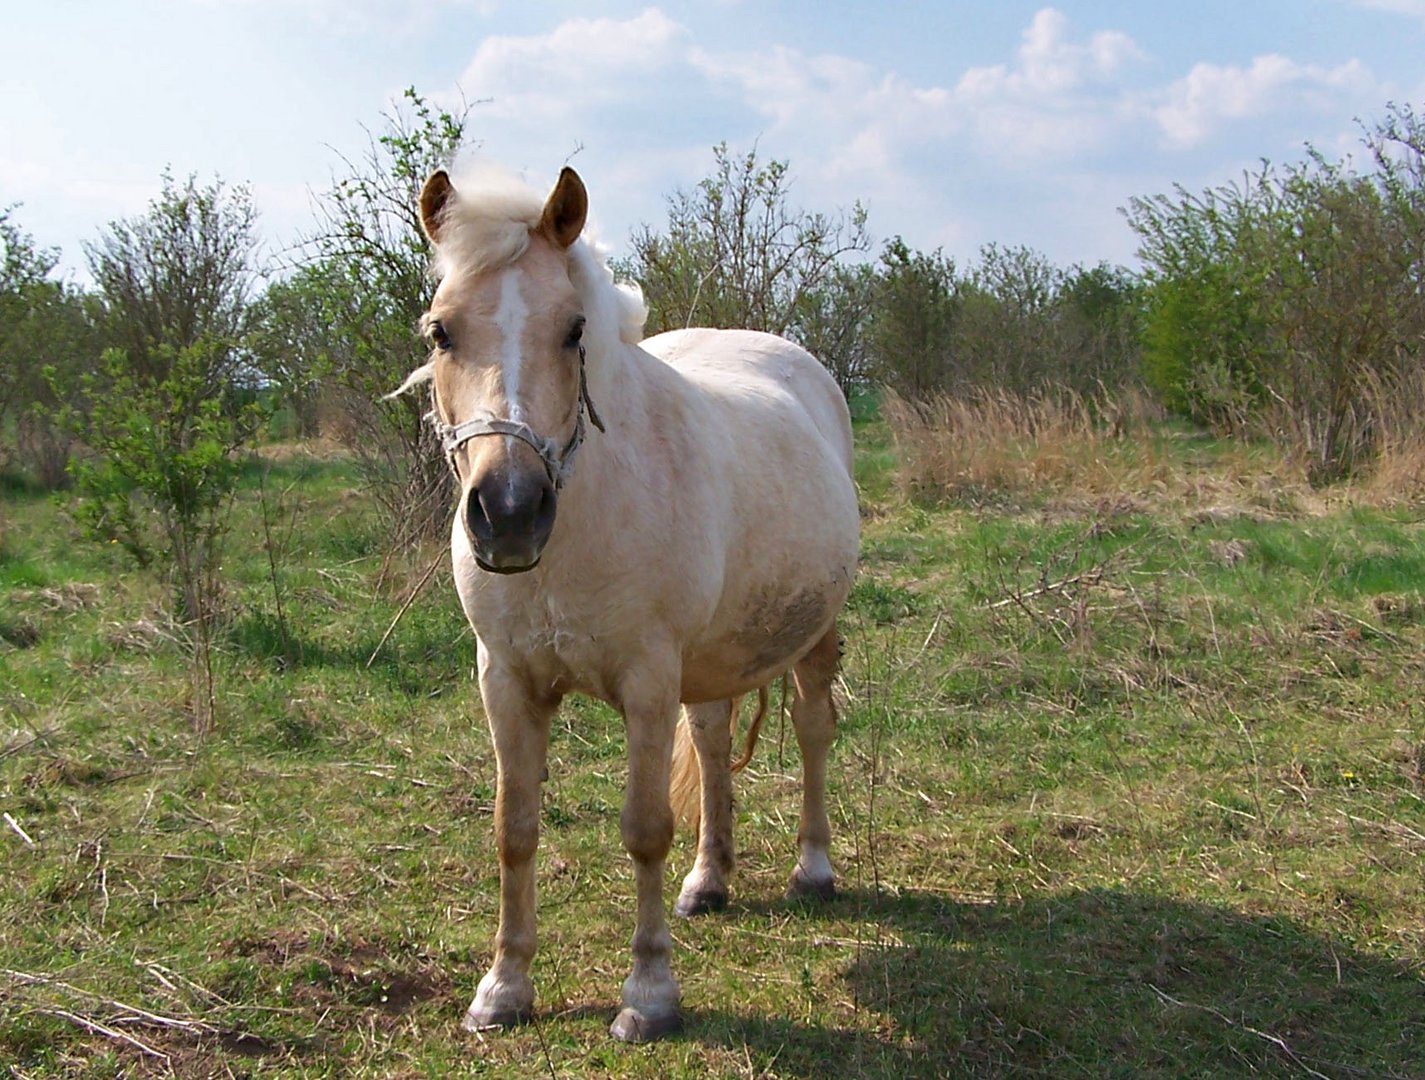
[462,657,556,1032]
[610,673,682,1042]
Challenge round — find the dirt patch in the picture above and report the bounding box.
[225,930,451,1016]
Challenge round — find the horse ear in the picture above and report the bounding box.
[420,170,455,244]
[540,167,587,249]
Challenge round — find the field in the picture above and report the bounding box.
[2,412,1424,1078]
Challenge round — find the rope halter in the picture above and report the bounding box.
[427,345,605,490]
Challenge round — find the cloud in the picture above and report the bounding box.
[959,7,1142,98]
[439,5,1396,268]
[456,9,688,118]
[1152,54,1377,147]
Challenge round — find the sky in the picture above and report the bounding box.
[4,1,1424,284]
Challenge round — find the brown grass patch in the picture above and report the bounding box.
[884,386,1174,504]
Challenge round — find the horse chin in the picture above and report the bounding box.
[474,551,542,575]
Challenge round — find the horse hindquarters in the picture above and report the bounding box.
[669,621,844,914]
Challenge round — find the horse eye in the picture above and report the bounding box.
[564,318,585,349]
[429,320,452,352]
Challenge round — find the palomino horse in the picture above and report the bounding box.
[395,164,859,1041]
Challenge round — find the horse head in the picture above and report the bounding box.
[415,167,595,573]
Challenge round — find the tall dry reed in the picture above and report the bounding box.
[882,386,1173,503]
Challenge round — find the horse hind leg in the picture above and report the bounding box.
[787,623,841,901]
[673,700,735,917]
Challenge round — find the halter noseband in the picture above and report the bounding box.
[427,345,605,490]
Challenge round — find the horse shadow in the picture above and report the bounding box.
[686,887,1423,1078]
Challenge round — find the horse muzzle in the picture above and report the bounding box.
[463,465,558,574]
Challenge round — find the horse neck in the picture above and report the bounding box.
[553,335,651,529]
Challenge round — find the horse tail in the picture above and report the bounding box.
[668,710,702,830]
[732,683,773,775]
[668,685,776,832]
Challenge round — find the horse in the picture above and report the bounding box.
[394,163,859,1042]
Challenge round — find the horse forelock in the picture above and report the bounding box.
[428,164,648,351]
[428,164,545,281]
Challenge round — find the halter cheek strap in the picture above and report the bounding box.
[428,345,605,490]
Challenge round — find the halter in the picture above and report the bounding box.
[428,345,605,490]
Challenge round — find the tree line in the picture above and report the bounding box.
[3,95,1423,661]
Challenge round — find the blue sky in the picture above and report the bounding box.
[4,2,1423,282]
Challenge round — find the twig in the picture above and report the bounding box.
[1342,810,1425,845]
[257,467,296,664]
[1148,984,1332,1079]
[985,569,1104,609]
[366,550,447,668]
[3,812,35,847]
[1,730,49,761]
[3,969,214,1035]
[35,1007,171,1064]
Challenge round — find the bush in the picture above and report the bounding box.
[866,240,1142,402]
[60,173,264,730]
[1127,104,1425,484]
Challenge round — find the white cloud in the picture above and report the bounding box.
[435,5,1397,268]
[456,9,688,118]
[960,7,1142,98]
[1152,54,1376,147]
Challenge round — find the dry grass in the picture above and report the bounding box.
[883,381,1425,515]
[884,385,1197,505]
[1354,363,1425,504]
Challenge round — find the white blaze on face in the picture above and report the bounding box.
[495,268,529,423]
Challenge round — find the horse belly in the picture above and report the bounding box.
[680,514,856,703]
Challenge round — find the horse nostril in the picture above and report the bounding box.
[468,469,557,546]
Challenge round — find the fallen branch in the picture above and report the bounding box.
[366,550,447,668]
[35,1006,171,1064]
[986,568,1105,609]
[1148,984,1341,1080]
[4,968,215,1036]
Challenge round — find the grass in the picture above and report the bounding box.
[2,417,1424,1077]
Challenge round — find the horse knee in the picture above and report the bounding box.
[496,802,540,865]
[621,801,674,864]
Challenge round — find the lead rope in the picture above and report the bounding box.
[578,345,605,434]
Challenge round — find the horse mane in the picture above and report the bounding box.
[429,162,648,351]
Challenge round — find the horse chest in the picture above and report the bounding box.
[469,585,633,699]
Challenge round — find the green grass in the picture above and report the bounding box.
[2,433,1423,1077]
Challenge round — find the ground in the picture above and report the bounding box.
[2,417,1422,1077]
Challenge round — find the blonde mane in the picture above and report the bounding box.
[429,163,648,350]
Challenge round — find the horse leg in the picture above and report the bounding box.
[462,659,556,1031]
[674,699,735,917]
[787,623,841,900]
[610,673,682,1042]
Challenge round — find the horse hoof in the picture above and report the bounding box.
[610,1005,682,1043]
[674,888,728,918]
[461,1002,531,1032]
[462,971,535,1033]
[786,871,836,902]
